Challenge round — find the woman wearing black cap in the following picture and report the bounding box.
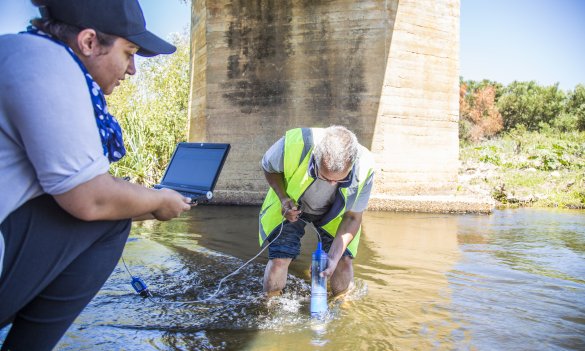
[0,1,191,349]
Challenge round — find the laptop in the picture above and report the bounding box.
[153,142,231,203]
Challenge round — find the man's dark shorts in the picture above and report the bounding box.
[266,213,353,260]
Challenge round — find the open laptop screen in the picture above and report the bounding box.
[161,143,230,192]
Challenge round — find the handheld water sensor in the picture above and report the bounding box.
[310,241,328,318]
[131,276,153,298]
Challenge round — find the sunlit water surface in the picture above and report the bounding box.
[3,207,584,350]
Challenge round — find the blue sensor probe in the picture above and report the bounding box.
[131,277,152,298]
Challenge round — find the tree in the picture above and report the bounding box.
[566,84,585,131]
[497,81,566,131]
[460,80,503,142]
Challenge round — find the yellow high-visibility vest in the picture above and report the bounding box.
[258,128,374,257]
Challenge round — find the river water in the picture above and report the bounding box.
[8,206,585,350]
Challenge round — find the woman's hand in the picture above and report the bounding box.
[151,188,193,221]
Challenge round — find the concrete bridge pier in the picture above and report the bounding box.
[188,0,494,213]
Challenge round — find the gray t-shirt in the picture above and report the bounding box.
[261,136,372,215]
[0,33,110,275]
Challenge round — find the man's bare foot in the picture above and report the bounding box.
[265,289,283,298]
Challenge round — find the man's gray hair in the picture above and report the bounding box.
[313,125,359,173]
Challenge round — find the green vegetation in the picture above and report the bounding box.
[107,33,190,187]
[460,79,585,209]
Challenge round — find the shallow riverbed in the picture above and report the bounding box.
[7,206,584,350]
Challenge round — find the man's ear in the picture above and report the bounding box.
[76,28,98,57]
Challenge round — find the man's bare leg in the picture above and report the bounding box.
[263,258,292,297]
[330,256,354,297]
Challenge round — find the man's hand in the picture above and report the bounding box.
[320,255,338,278]
[263,170,302,222]
[281,197,301,222]
[319,211,363,278]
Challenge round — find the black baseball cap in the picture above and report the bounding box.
[43,0,176,57]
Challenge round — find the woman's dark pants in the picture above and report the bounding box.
[0,195,131,351]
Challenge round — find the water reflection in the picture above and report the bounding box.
[356,212,462,351]
[452,209,585,351]
[5,206,581,350]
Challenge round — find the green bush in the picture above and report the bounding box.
[497,81,566,132]
[476,145,502,165]
[552,112,579,132]
[460,128,585,209]
[566,84,585,131]
[459,79,585,209]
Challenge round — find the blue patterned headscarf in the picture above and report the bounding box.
[22,27,126,163]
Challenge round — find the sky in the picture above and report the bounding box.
[461,0,585,90]
[0,0,583,90]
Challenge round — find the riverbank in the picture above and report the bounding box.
[458,129,585,210]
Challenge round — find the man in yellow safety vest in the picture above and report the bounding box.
[259,125,375,297]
